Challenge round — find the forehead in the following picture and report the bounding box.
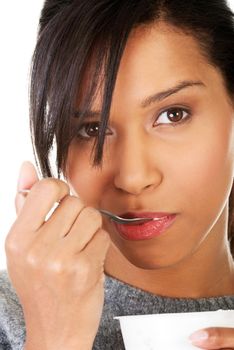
[115,22,210,95]
[122,22,203,67]
[78,22,225,111]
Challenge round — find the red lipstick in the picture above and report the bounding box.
[113,212,177,241]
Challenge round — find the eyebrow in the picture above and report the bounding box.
[74,79,206,118]
[140,79,206,108]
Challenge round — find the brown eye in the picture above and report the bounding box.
[167,108,184,122]
[77,122,100,138]
[155,107,192,126]
[84,122,99,137]
[76,122,112,140]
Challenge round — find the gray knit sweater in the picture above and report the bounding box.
[0,270,234,350]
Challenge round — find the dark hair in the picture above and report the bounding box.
[29,0,234,255]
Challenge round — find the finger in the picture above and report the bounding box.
[63,207,103,252]
[16,178,70,232]
[81,229,111,265]
[38,195,85,242]
[46,230,110,295]
[15,161,40,216]
[189,327,234,349]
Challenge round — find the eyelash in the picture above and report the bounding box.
[156,106,192,127]
[75,106,192,141]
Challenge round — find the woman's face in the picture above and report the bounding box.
[66,22,234,269]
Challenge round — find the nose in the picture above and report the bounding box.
[113,135,163,195]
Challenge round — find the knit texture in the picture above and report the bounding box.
[0,270,233,349]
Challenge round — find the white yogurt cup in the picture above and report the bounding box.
[115,309,234,350]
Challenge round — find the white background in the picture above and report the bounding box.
[0,0,234,269]
[0,1,44,269]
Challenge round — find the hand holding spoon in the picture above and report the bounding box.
[18,189,158,225]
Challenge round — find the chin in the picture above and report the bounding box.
[124,253,174,270]
[109,231,193,270]
[122,248,188,270]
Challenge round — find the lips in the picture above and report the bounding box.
[113,211,177,241]
[119,211,173,219]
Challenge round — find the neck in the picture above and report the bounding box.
[104,222,234,298]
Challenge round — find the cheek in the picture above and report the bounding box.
[65,145,106,206]
[172,120,234,224]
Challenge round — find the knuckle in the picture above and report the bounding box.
[4,232,19,255]
[25,250,40,268]
[83,207,102,225]
[75,256,92,282]
[95,229,111,249]
[62,195,84,208]
[47,259,66,275]
[97,229,110,242]
[34,178,59,196]
[33,178,69,198]
[4,221,27,255]
[45,253,74,277]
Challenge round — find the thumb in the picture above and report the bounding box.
[15,161,40,216]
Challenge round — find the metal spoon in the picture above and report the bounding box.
[18,189,157,225]
[97,209,156,225]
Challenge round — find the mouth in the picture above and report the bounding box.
[119,211,174,219]
[113,211,177,241]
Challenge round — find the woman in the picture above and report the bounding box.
[1,0,234,348]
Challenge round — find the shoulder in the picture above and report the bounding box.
[0,270,26,349]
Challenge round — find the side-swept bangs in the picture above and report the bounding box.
[30,0,156,178]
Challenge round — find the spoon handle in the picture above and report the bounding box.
[98,209,153,225]
[18,189,154,225]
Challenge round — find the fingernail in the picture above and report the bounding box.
[189,330,209,344]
